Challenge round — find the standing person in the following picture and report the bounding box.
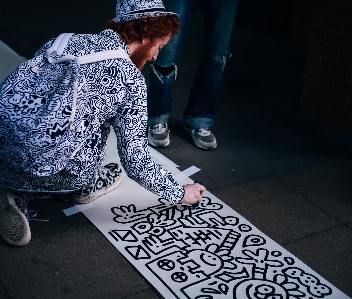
[0,0,205,247]
[147,0,239,150]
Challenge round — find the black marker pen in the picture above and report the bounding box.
[192,180,203,210]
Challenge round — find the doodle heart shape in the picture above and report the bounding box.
[199,197,222,210]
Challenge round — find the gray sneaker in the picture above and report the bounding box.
[184,126,217,150]
[0,187,31,246]
[148,123,170,147]
[72,163,123,204]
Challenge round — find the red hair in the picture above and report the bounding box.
[106,15,180,44]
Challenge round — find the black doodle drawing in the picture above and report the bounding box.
[109,230,138,242]
[108,196,343,299]
[283,268,332,298]
[125,245,151,260]
[242,235,266,248]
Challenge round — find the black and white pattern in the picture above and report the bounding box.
[70,125,350,299]
[0,42,88,178]
[107,196,349,299]
[112,0,177,23]
[0,29,184,204]
[76,163,350,299]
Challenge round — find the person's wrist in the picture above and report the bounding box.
[179,186,186,202]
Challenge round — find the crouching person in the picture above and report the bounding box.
[0,0,205,246]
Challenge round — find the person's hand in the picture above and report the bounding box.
[180,183,206,205]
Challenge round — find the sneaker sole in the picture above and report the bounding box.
[193,138,217,150]
[0,188,31,246]
[72,171,124,204]
[148,133,170,147]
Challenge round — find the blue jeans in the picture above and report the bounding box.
[147,0,239,129]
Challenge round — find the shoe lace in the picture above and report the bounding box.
[195,128,211,137]
[28,210,49,222]
[14,196,49,222]
[151,123,168,133]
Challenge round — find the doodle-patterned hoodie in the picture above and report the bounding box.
[0,29,185,205]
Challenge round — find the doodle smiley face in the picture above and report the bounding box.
[186,250,223,276]
[200,252,220,267]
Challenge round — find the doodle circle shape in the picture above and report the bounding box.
[256,285,275,294]
[151,227,165,236]
[224,216,239,226]
[133,222,152,234]
[238,224,252,232]
[234,279,288,299]
[271,251,282,257]
[157,259,175,271]
[284,257,295,265]
[171,272,188,283]
[243,235,266,247]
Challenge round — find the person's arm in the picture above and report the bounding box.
[111,68,203,205]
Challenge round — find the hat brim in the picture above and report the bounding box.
[112,11,178,23]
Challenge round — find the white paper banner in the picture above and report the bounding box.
[75,132,350,299]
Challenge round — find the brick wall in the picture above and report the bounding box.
[291,0,352,141]
[288,0,315,44]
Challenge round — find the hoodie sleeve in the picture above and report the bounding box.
[111,67,185,205]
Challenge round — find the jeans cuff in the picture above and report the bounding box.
[148,113,171,126]
[183,116,214,130]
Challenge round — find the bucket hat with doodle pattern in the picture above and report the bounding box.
[112,0,178,23]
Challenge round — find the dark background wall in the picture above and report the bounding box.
[237,0,352,141]
[1,0,351,141]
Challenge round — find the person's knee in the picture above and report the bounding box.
[154,64,175,77]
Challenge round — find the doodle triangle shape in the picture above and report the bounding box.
[125,245,151,260]
[111,230,138,242]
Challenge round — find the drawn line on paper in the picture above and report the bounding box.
[105,194,345,299]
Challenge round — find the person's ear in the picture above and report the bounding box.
[141,38,151,44]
